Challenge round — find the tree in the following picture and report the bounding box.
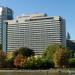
[6,52,15,68]
[6,58,15,68]
[43,44,62,60]
[0,50,6,68]
[53,46,70,68]
[0,44,2,50]
[43,44,70,68]
[25,56,37,69]
[14,54,27,68]
[13,47,34,69]
[24,56,54,69]
[68,58,75,68]
[6,51,14,59]
[13,47,34,57]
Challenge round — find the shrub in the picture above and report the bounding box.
[68,58,75,68]
[0,51,6,68]
[13,54,27,69]
[24,56,54,69]
[6,58,15,68]
[40,59,54,69]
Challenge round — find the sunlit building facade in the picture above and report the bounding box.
[6,13,66,55]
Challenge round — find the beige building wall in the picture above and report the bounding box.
[6,13,66,55]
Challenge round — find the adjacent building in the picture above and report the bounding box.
[0,6,13,52]
[6,13,66,55]
[66,40,75,57]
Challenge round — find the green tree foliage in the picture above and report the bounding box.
[6,58,15,68]
[24,56,54,69]
[13,54,27,68]
[0,44,2,50]
[43,44,63,60]
[53,46,70,67]
[5,47,34,69]
[5,52,16,68]
[13,47,34,57]
[43,44,70,68]
[68,58,75,68]
[0,50,6,68]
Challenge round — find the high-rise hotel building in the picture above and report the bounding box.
[6,13,66,55]
[0,6,13,52]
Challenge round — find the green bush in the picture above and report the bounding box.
[68,58,75,68]
[24,56,54,69]
[6,58,15,68]
[39,59,54,69]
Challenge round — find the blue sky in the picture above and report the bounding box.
[0,0,75,39]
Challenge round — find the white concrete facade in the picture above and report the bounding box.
[6,13,66,55]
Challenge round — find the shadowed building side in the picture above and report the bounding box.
[0,6,13,52]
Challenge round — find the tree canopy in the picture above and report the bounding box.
[43,44,64,60]
[43,44,70,67]
[14,47,35,57]
[53,47,70,67]
[0,44,2,50]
